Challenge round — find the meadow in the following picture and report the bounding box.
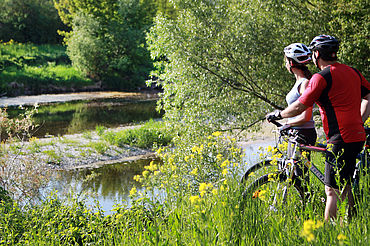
[0,40,92,96]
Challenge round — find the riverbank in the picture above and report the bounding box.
[7,123,273,171]
[0,91,159,107]
[7,124,158,171]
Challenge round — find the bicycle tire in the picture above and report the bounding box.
[241,159,282,184]
[242,172,305,213]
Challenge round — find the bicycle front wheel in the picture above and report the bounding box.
[241,158,283,184]
[242,173,305,214]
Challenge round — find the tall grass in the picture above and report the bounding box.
[0,131,368,245]
[102,119,174,149]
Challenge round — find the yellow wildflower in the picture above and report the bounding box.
[212,189,218,195]
[133,175,142,182]
[266,145,273,153]
[327,143,334,152]
[268,173,276,181]
[337,234,347,241]
[184,156,190,162]
[198,144,204,154]
[302,151,309,159]
[191,146,198,153]
[142,170,149,178]
[144,161,158,171]
[301,219,322,243]
[212,131,222,137]
[221,159,230,168]
[216,154,223,161]
[129,187,137,196]
[157,148,163,155]
[190,168,198,175]
[190,195,201,204]
[199,183,207,193]
[222,168,228,175]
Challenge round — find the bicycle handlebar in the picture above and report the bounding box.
[269,119,282,127]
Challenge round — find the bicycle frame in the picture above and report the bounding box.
[243,120,369,211]
[271,120,369,187]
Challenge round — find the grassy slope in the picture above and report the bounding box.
[0,41,92,96]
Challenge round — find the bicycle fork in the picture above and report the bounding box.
[270,160,295,211]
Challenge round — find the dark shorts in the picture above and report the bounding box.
[324,141,364,189]
[296,128,317,146]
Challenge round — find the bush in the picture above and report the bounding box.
[64,0,153,90]
[0,106,50,201]
[103,120,173,149]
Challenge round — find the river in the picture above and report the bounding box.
[1,91,161,138]
[1,91,275,214]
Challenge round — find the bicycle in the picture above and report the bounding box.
[241,120,369,212]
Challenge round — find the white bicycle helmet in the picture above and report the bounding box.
[284,43,312,64]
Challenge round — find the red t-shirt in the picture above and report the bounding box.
[299,63,370,143]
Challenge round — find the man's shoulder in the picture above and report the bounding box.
[313,66,331,85]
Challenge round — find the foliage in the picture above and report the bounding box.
[0,106,50,201]
[0,0,67,44]
[103,119,174,148]
[0,132,369,245]
[0,41,92,96]
[54,0,156,90]
[147,0,369,133]
[322,0,369,77]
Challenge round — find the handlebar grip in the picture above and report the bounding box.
[269,119,282,127]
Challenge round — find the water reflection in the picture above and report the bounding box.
[41,141,274,214]
[8,98,161,138]
[43,158,160,213]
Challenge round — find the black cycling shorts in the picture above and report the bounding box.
[324,141,364,189]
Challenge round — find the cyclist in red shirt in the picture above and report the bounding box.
[267,35,370,221]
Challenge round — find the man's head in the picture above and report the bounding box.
[309,35,339,64]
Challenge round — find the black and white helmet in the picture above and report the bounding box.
[309,35,339,52]
[284,43,312,64]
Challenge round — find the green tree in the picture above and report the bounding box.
[147,0,314,131]
[0,0,67,44]
[324,0,369,78]
[147,0,368,133]
[54,0,154,89]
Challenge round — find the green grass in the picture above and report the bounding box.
[0,131,368,245]
[0,42,92,96]
[103,119,174,149]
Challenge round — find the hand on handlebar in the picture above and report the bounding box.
[266,110,283,122]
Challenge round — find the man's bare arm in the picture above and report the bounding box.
[281,100,308,119]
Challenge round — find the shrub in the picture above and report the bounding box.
[103,120,174,149]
